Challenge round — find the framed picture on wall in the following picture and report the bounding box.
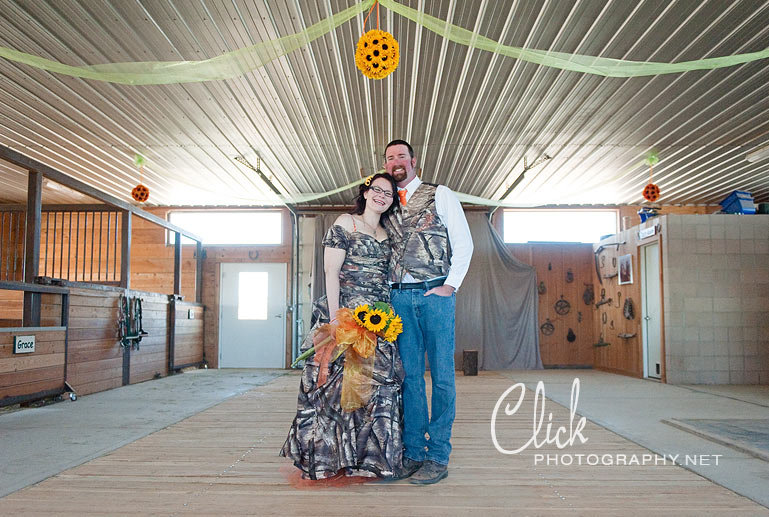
[618,254,633,285]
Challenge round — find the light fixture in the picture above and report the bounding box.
[746,143,769,163]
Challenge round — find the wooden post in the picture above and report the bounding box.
[168,295,177,372]
[195,241,203,303]
[120,211,131,289]
[23,170,42,326]
[174,232,181,296]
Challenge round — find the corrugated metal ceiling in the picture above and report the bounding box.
[1,0,768,207]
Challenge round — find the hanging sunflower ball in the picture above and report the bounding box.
[643,183,660,202]
[132,184,150,203]
[355,29,399,80]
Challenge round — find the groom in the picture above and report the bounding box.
[382,139,473,485]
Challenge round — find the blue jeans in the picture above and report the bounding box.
[390,288,456,466]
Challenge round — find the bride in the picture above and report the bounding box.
[280,173,404,479]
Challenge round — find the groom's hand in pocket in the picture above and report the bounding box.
[424,284,455,297]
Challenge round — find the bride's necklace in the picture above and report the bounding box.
[353,215,381,238]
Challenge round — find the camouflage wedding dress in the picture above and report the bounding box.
[280,224,404,479]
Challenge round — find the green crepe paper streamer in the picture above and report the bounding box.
[134,154,146,167]
[2,0,768,84]
[378,0,769,77]
[0,1,374,85]
[167,167,544,208]
[645,152,660,166]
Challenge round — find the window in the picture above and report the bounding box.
[238,272,268,320]
[503,210,618,243]
[167,211,282,245]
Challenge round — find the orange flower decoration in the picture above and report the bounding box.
[355,29,399,80]
[132,184,149,202]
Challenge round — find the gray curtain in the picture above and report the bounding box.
[455,213,543,370]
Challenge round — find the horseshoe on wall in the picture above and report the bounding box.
[249,250,259,260]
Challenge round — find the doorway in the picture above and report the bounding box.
[219,263,287,368]
[641,243,662,379]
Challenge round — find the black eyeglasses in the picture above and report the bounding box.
[369,186,393,198]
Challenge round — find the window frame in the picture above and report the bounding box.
[166,209,284,246]
[502,208,619,244]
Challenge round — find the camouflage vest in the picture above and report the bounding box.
[384,182,451,283]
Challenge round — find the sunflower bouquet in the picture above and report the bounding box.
[291,301,403,411]
[352,301,403,342]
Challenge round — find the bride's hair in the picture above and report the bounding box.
[351,173,398,216]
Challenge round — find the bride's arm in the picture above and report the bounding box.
[324,246,346,317]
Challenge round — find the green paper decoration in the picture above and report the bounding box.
[0,0,767,85]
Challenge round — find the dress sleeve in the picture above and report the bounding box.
[322,224,350,250]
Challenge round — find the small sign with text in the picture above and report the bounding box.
[13,335,36,354]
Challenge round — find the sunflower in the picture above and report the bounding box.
[364,308,388,333]
[383,314,403,342]
[353,304,369,326]
[355,29,400,80]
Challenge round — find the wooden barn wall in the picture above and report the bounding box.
[0,210,24,282]
[200,208,292,369]
[591,228,649,378]
[128,293,171,385]
[60,288,123,395]
[495,205,720,370]
[0,204,207,401]
[507,243,596,367]
[173,301,205,368]
[0,327,66,403]
[0,290,23,327]
[42,287,172,395]
[131,208,196,300]
[591,205,720,378]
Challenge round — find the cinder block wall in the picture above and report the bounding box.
[662,214,769,384]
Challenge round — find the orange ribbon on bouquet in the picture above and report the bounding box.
[313,308,377,411]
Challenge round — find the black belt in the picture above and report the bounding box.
[391,278,445,290]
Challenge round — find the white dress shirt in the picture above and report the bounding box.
[397,176,474,290]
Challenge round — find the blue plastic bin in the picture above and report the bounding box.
[720,190,755,214]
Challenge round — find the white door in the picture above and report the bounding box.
[219,263,286,368]
[641,243,662,379]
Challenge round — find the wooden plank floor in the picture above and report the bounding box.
[0,372,765,516]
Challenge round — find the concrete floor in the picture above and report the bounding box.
[500,370,769,508]
[1,368,768,509]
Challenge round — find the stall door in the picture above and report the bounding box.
[641,244,662,379]
[219,263,286,368]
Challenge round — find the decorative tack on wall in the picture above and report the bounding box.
[623,297,635,320]
[554,295,571,315]
[355,1,399,80]
[582,284,594,305]
[567,328,576,342]
[538,281,547,295]
[566,268,574,283]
